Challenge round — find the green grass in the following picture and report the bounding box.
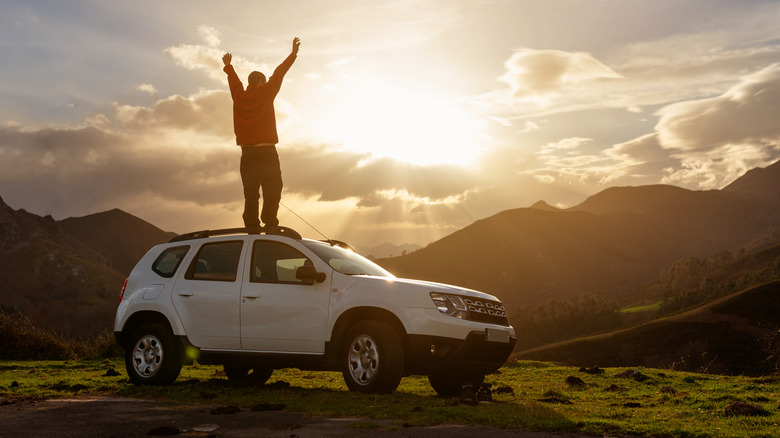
[1,359,778,437]
[621,300,663,313]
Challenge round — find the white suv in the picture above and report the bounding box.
[114,227,516,394]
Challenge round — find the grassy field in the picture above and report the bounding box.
[620,300,663,313]
[1,359,778,437]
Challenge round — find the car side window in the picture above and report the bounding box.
[251,240,311,284]
[185,241,243,282]
[151,245,190,278]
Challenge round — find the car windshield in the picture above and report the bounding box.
[302,241,394,278]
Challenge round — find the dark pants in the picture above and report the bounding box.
[240,146,282,228]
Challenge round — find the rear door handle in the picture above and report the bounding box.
[243,292,261,299]
[178,291,194,297]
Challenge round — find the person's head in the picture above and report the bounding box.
[248,71,266,86]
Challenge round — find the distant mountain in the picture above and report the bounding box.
[359,242,422,259]
[722,159,780,204]
[529,200,560,211]
[378,159,780,310]
[379,208,673,309]
[569,184,779,257]
[514,280,780,376]
[0,197,124,337]
[59,209,176,275]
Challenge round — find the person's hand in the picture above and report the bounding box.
[222,53,232,66]
[292,37,300,55]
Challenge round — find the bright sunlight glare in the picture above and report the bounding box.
[324,87,482,167]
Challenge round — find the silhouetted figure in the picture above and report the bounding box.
[222,37,300,228]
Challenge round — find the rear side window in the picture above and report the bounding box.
[151,246,190,278]
[186,241,243,282]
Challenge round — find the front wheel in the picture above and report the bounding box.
[125,323,181,385]
[223,363,273,384]
[341,321,404,393]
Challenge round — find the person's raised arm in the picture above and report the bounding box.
[291,37,300,56]
[268,38,300,88]
[222,52,243,99]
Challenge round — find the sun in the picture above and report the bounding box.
[321,85,483,167]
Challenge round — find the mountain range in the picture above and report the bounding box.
[377,160,780,310]
[0,200,174,337]
[0,160,778,367]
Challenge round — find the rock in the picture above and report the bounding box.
[103,368,121,377]
[605,384,627,392]
[579,366,604,374]
[210,405,240,415]
[724,402,769,417]
[615,369,650,382]
[566,376,586,386]
[494,386,514,395]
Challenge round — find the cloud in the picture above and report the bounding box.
[653,63,780,188]
[198,25,221,48]
[164,43,226,82]
[498,49,623,101]
[113,88,233,138]
[137,83,158,95]
[656,63,780,151]
[282,146,480,204]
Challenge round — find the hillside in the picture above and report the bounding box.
[514,280,780,376]
[59,209,176,275]
[380,208,673,309]
[378,160,780,309]
[0,197,124,337]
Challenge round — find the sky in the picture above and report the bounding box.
[1,0,779,249]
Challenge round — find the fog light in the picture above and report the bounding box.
[430,344,437,355]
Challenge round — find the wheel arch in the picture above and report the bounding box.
[117,311,176,349]
[329,307,409,358]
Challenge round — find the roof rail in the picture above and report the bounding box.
[169,226,302,242]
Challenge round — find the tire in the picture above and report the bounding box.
[223,363,273,384]
[341,321,404,394]
[125,323,182,385]
[428,374,485,397]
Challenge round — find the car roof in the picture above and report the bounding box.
[169,226,302,242]
[168,226,356,252]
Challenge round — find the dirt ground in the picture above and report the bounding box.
[0,396,589,437]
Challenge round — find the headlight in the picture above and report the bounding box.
[430,292,509,325]
[429,292,468,319]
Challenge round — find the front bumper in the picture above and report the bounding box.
[404,329,516,376]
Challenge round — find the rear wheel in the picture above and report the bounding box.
[341,321,404,393]
[125,323,181,385]
[223,363,273,384]
[428,374,485,397]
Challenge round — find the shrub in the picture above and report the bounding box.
[0,308,121,360]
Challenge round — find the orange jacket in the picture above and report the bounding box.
[224,53,297,146]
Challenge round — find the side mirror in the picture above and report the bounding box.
[296,265,326,284]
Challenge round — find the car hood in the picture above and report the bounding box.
[354,275,501,302]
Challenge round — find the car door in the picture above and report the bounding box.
[240,238,331,353]
[171,239,245,350]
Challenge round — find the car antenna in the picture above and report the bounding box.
[279,200,330,241]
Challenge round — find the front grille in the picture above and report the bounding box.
[464,297,509,326]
